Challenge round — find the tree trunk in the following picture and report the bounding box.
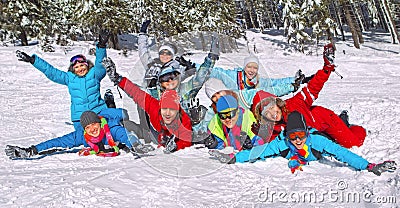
[343,1,360,48]
[19,27,28,46]
[382,0,400,43]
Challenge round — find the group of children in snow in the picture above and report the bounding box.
[5,22,396,176]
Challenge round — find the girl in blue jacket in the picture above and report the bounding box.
[209,111,397,176]
[15,32,110,131]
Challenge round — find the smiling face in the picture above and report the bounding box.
[288,131,307,149]
[244,62,259,80]
[84,122,101,137]
[261,104,282,122]
[159,50,173,64]
[160,108,179,124]
[219,109,239,129]
[73,63,89,77]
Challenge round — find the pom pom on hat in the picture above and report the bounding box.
[204,78,229,99]
[216,95,238,113]
[160,90,180,110]
[80,111,101,128]
[244,55,259,67]
[286,111,307,134]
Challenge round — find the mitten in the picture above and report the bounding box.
[367,161,397,176]
[208,149,236,164]
[208,32,220,60]
[302,74,314,84]
[5,145,38,159]
[102,57,122,85]
[140,20,151,34]
[16,50,35,64]
[98,29,110,48]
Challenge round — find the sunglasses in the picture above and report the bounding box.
[159,50,173,56]
[159,72,179,82]
[70,54,87,65]
[288,131,307,141]
[218,109,238,120]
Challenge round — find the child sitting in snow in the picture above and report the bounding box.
[209,111,397,176]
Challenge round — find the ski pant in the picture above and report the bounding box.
[310,106,366,148]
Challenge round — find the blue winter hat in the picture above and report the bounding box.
[159,66,180,77]
[216,95,238,113]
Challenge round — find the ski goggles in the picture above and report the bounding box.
[70,54,87,66]
[218,109,238,120]
[159,72,179,83]
[159,49,173,56]
[287,131,307,141]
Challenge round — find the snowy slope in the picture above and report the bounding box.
[0,30,399,208]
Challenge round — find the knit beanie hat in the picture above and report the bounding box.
[216,95,238,113]
[159,43,177,57]
[244,55,259,67]
[160,90,180,110]
[80,111,101,128]
[286,111,307,134]
[204,78,229,99]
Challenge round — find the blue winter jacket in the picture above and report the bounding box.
[235,128,369,171]
[31,46,108,122]
[35,108,135,152]
[210,66,295,108]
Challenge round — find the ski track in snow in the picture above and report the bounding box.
[1,31,399,207]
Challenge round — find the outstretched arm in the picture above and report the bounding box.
[32,55,69,85]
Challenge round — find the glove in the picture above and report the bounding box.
[163,135,177,154]
[102,57,122,85]
[208,149,236,164]
[236,131,253,150]
[367,161,397,176]
[16,50,35,64]
[175,56,196,71]
[140,20,151,34]
[208,32,220,60]
[187,98,207,125]
[5,145,38,159]
[302,75,314,84]
[323,43,335,66]
[251,122,273,142]
[97,29,110,48]
[131,142,155,154]
[144,66,160,89]
[204,135,218,149]
[292,70,305,92]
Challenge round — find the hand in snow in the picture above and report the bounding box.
[367,161,397,176]
[5,145,38,159]
[16,50,35,64]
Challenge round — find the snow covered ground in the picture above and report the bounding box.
[0,30,399,208]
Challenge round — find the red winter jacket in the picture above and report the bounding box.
[268,69,365,148]
[118,77,192,150]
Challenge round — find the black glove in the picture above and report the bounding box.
[187,98,207,125]
[204,135,218,149]
[208,149,236,164]
[5,145,38,159]
[162,135,177,154]
[237,131,253,150]
[140,20,151,34]
[208,32,220,60]
[175,56,196,71]
[16,50,35,64]
[292,70,305,92]
[98,29,110,48]
[367,161,397,176]
[102,57,122,85]
[302,74,314,84]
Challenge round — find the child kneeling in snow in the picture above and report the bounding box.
[5,109,154,159]
[209,111,396,176]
